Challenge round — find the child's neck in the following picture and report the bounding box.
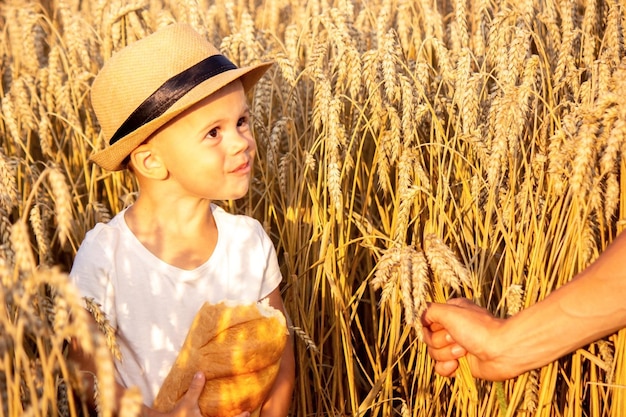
[124,197,218,270]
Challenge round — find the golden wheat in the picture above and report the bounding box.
[423,233,472,294]
[47,168,73,247]
[1,1,625,416]
[118,386,143,417]
[11,221,36,274]
[29,205,52,265]
[94,335,115,417]
[523,369,539,414]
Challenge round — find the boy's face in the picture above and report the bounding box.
[147,80,256,200]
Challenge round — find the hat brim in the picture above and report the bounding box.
[90,61,273,171]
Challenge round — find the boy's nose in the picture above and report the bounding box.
[229,131,254,153]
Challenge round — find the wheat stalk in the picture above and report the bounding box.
[423,234,477,402]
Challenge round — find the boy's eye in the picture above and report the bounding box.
[237,116,248,127]
[206,128,218,139]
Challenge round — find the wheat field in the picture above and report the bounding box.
[0,0,625,416]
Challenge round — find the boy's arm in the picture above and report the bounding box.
[259,288,296,417]
[422,230,626,381]
[67,313,127,411]
[67,313,218,417]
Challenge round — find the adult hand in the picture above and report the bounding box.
[421,298,517,381]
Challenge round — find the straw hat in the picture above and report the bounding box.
[90,24,273,171]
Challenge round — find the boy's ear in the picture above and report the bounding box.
[129,143,168,180]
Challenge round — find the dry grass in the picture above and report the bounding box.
[0,0,625,416]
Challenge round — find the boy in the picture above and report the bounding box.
[68,23,295,417]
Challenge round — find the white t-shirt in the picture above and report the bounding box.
[69,204,282,405]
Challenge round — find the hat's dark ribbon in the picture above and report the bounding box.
[109,55,238,145]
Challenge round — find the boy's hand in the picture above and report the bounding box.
[147,372,250,417]
[170,372,206,416]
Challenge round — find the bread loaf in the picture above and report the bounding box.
[152,300,288,417]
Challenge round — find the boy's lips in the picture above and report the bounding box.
[231,160,251,174]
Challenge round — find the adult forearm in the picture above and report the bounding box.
[492,232,626,376]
